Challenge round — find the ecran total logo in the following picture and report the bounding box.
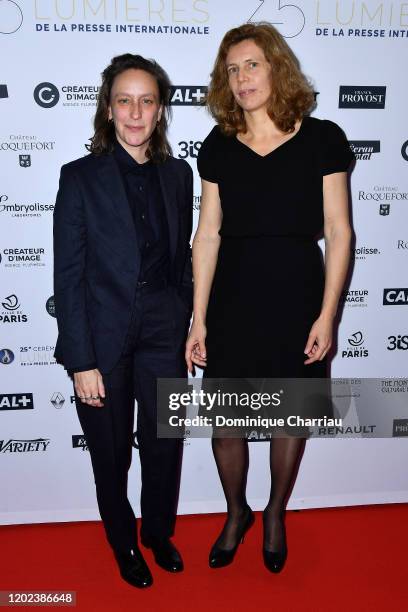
[0,1,23,35]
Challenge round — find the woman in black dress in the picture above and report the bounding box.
[185,23,354,572]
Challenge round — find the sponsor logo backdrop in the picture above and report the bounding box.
[1,0,407,524]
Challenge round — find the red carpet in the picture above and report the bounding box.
[1,505,406,611]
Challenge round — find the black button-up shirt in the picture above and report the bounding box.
[113,140,170,284]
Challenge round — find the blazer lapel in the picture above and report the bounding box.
[157,161,178,262]
[96,155,138,247]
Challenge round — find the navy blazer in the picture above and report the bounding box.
[53,152,193,373]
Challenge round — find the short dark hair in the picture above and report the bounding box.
[88,53,172,161]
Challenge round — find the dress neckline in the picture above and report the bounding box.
[235,116,307,159]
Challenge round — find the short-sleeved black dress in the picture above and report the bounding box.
[197,116,354,379]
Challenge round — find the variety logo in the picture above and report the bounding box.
[349,141,380,160]
[387,335,408,351]
[383,288,408,305]
[50,392,65,409]
[19,345,56,367]
[0,393,34,410]
[72,435,88,451]
[177,140,202,159]
[0,84,8,98]
[0,194,54,218]
[46,295,56,317]
[341,331,368,358]
[0,247,46,267]
[170,86,206,106]
[0,349,14,364]
[340,289,368,308]
[0,294,28,323]
[0,1,23,35]
[339,86,386,109]
[0,438,50,453]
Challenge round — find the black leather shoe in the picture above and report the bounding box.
[263,547,287,573]
[142,537,184,573]
[114,547,153,588]
[209,506,255,569]
[262,510,287,573]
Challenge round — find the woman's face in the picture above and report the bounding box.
[225,39,272,113]
[108,68,162,156]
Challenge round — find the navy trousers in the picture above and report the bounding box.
[75,284,189,553]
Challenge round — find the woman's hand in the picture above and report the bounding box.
[304,315,333,364]
[185,319,207,373]
[74,369,105,407]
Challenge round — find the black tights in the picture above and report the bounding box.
[212,437,304,551]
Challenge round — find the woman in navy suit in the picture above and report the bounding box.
[54,54,193,588]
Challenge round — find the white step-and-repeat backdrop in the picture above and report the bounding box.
[1,0,407,524]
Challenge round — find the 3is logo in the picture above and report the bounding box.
[178,141,202,159]
[387,335,408,351]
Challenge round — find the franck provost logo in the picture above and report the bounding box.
[349,141,380,160]
[339,86,386,109]
[0,393,34,411]
[341,332,368,358]
[383,288,408,305]
[0,439,50,453]
[170,86,207,106]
